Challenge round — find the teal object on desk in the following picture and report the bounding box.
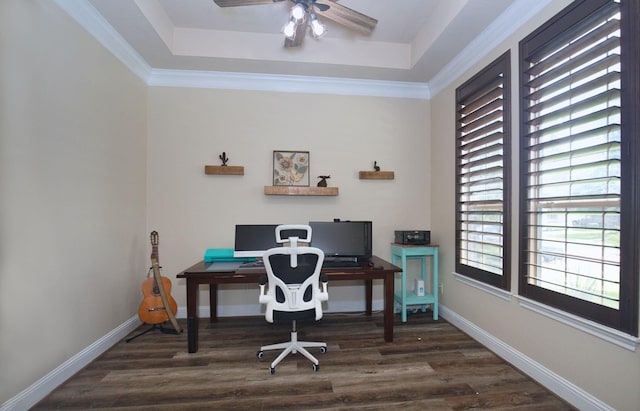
[204,248,256,263]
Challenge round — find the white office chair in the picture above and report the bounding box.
[257,225,328,374]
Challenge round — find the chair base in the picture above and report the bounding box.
[258,329,326,372]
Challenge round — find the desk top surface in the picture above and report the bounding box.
[177,255,400,280]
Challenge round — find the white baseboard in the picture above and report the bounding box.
[439,305,613,411]
[0,316,141,411]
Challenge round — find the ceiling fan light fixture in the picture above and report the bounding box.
[290,3,306,22]
[309,13,326,38]
[282,18,297,39]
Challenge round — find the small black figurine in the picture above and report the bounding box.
[219,152,229,166]
[374,161,380,172]
[317,175,331,187]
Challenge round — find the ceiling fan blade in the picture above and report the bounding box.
[284,21,307,47]
[312,2,330,12]
[213,0,283,7]
[318,0,377,34]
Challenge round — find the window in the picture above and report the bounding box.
[455,52,511,289]
[519,0,638,335]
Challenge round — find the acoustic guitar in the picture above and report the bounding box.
[137,231,179,326]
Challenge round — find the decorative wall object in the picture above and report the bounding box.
[204,152,244,175]
[359,161,394,180]
[264,186,338,196]
[317,175,330,187]
[273,150,309,186]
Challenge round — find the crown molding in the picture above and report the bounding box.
[148,69,430,99]
[53,0,428,99]
[429,0,553,97]
[53,0,152,81]
[54,0,551,100]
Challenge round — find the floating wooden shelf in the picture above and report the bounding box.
[204,165,244,175]
[264,186,339,196]
[359,171,395,180]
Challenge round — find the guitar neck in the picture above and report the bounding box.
[150,231,159,265]
[151,244,159,264]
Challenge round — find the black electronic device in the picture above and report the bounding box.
[309,221,372,267]
[234,224,308,258]
[394,230,431,245]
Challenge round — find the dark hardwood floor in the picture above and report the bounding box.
[33,311,575,410]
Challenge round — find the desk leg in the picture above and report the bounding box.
[365,279,373,315]
[209,284,218,323]
[186,280,199,353]
[433,250,439,320]
[384,274,394,342]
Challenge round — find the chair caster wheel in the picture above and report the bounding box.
[269,367,276,374]
[313,363,319,372]
[320,346,327,353]
[257,351,264,359]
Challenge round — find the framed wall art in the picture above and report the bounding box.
[273,150,310,186]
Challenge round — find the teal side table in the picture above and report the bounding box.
[391,243,439,322]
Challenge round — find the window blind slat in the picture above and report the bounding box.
[526,106,620,141]
[459,110,503,134]
[526,33,620,88]
[460,131,503,150]
[526,16,620,77]
[459,123,504,144]
[460,142,504,162]
[525,124,620,152]
[459,97,503,124]
[458,78,504,115]
[527,70,620,115]
[527,89,620,128]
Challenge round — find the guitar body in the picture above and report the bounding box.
[138,276,178,325]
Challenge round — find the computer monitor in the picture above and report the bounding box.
[309,221,372,260]
[233,224,279,258]
[233,224,309,258]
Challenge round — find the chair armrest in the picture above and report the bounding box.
[318,273,329,301]
[258,276,271,304]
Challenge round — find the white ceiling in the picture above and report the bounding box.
[80,0,525,87]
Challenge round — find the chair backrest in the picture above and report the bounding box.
[260,245,327,323]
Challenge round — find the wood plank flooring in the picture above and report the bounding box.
[33,312,576,410]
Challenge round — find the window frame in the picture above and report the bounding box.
[518,0,638,335]
[455,51,512,290]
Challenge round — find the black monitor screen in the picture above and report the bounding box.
[234,225,279,258]
[309,221,372,259]
[234,224,308,258]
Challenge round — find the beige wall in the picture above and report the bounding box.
[430,1,640,410]
[0,0,147,403]
[146,86,430,312]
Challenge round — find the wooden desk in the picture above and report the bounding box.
[176,255,400,353]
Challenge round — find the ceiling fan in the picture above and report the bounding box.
[212,0,378,47]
